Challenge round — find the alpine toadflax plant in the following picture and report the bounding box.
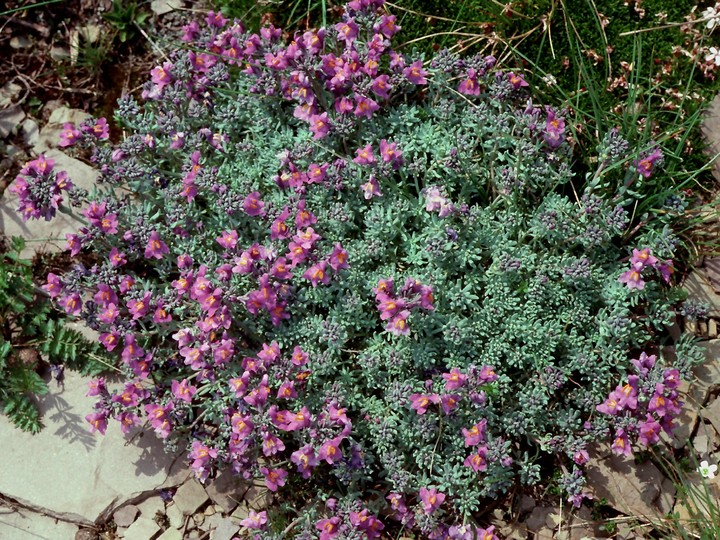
[30,0,702,536]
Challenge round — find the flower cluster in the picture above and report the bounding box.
[618,247,673,290]
[374,277,434,335]
[11,155,73,221]
[595,352,683,456]
[34,0,703,535]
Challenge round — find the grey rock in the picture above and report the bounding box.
[193,512,205,528]
[0,371,183,524]
[535,526,555,540]
[683,272,720,317]
[157,528,183,540]
[173,478,209,516]
[165,502,184,529]
[702,93,720,182]
[701,398,720,437]
[0,104,25,138]
[51,46,71,62]
[0,81,23,109]
[499,522,527,540]
[210,518,240,540]
[137,496,166,520]
[518,494,536,514]
[585,445,670,519]
[114,504,139,527]
[204,470,249,513]
[10,36,32,49]
[75,529,98,540]
[21,118,39,146]
[0,505,79,540]
[525,506,554,532]
[151,0,182,15]
[245,482,272,511]
[122,516,161,540]
[0,148,97,259]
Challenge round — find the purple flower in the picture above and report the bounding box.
[86,411,108,434]
[216,229,238,249]
[353,144,375,165]
[43,273,63,298]
[386,310,411,335]
[145,401,174,439]
[335,18,359,44]
[58,123,82,147]
[260,467,287,492]
[328,243,349,271]
[618,269,645,290]
[243,191,265,217]
[637,414,662,446]
[458,69,480,95]
[240,510,267,530]
[631,352,657,376]
[291,444,319,478]
[379,139,402,168]
[354,94,380,119]
[442,368,467,390]
[403,60,428,85]
[171,379,197,403]
[463,447,488,472]
[375,14,400,38]
[634,148,663,178]
[409,393,439,415]
[86,117,110,139]
[145,230,169,259]
[318,436,344,464]
[303,261,330,287]
[309,113,331,139]
[611,428,632,456]
[462,419,487,446]
[360,175,382,199]
[316,517,341,540]
[630,247,658,269]
[419,487,445,514]
[507,72,529,89]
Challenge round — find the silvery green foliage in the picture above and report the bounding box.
[43,2,702,534]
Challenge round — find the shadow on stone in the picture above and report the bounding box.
[45,393,97,450]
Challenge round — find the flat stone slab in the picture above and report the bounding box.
[0,371,184,525]
[585,446,673,521]
[0,148,97,259]
[0,505,79,540]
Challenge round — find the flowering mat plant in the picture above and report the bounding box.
[12,0,706,537]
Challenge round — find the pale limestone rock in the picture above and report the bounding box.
[173,478,209,516]
[0,505,79,540]
[137,496,166,520]
[113,504,139,527]
[10,36,31,49]
[0,371,183,524]
[204,470,249,513]
[0,148,97,259]
[0,104,25,138]
[21,118,39,147]
[122,516,161,540]
[585,446,671,520]
[210,518,240,540]
[35,107,91,152]
[151,0,182,15]
[245,482,272,511]
[157,528,183,540]
[165,502,184,529]
[525,506,554,532]
[0,81,23,109]
[192,512,205,528]
[683,272,720,317]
